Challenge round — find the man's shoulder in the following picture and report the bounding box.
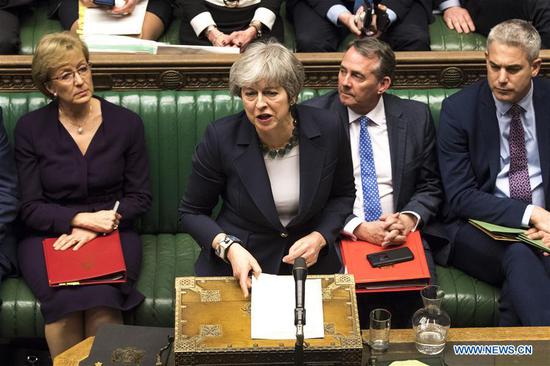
[302,90,341,110]
[443,80,489,105]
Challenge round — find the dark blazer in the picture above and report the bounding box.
[0,107,18,276]
[179,105,355,276]
[183,0,281,20]
[304,91,445,249]
[438,78,550,248]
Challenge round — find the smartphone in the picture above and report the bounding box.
[367,247,414,268]
[93,0,115,8]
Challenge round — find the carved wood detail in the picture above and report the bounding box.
[1,51,549,92]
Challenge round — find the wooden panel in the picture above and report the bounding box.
[2,51,550,92]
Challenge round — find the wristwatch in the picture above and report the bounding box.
[215,235,241,262]
[249,20,263,39]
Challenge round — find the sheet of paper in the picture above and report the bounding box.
[83,0,149,36]
[251,273,324,340]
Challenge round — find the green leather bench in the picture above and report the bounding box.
[18,3,487,54]
[0,88,499,340]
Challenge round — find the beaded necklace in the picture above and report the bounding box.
[260,119,299,159]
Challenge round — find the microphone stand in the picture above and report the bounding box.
[293,258,307,366]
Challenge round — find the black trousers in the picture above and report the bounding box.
[0,8,21,54]
[464,0,550,48]
[287,1,430,52]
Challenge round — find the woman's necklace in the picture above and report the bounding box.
[260,119,299,159]
[59,103,93,135]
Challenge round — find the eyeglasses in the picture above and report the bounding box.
[49,63,91,83]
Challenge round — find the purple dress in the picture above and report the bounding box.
[14,97,152,323]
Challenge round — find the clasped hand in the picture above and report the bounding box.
[207,27,257,50]
[354,213,416,247]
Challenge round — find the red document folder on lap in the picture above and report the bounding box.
[341,231,430,293]
[43,230,126,287]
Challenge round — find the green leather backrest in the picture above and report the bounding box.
[19,4,486,54]
[0,88,458,234]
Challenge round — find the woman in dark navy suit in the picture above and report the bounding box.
[179,40,355,297]
[14,32,151,357]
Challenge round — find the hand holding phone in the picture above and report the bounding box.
[93,0,115,8]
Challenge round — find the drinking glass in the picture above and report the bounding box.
[369,308,391,351]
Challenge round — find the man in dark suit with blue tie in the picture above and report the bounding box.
[438,19,550,325]
[0,107,19,285]
[305,37,443,327]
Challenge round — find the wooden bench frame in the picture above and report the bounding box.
[1,51,550,92]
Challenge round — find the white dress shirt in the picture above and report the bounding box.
[493,82,544,227]
[264,145,300,227]
[342,95,420,238]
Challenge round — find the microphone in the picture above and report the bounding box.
[293,257,307,365]
[293,257,308,332]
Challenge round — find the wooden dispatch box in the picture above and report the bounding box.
[174,274,363,366]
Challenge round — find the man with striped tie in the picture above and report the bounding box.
[438,19,550,325]
[305,37,443,327]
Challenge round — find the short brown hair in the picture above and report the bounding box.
[346,38,395,81]
[32,32,90,98]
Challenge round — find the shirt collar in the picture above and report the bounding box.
[347,95,386,126]
[493,80,533,116]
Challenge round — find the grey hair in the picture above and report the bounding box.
[345,37,395,81]
[487,19,541,62]
[229,40,305,101]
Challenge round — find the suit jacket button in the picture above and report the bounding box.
[280,232,288,238]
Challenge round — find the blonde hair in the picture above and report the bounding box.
[229,40,305,102]
[32,32,90,98]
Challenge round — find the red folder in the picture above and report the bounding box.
[42,230,127,287]
[341,231,430,293]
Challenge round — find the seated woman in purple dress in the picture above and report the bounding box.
[14,32,152,358]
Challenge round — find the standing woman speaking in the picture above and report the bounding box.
[179,41,355,297]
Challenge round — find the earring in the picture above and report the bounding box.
[53,92,57,98]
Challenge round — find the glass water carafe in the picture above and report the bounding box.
[412,285,451,355]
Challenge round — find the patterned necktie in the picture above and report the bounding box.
[508,104,532,203]
[359,116,382,221]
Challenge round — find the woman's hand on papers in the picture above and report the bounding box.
[525,227,550,256]
[71,211,122,233]
[282,231,327,268]
[227,243,262,298]
[53,227,98,251]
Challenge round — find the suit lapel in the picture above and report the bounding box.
[479,82,501,186]
[290,107,325,226]
[233,116,284,230]
[533,80,550,204]
[384,95,407,209]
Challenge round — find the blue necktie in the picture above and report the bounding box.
[359,116,382,221]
